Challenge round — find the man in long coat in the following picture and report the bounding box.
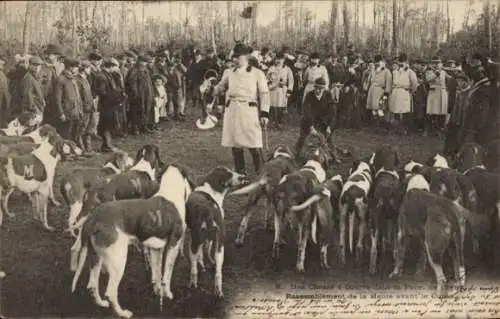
[0,55,11,126]
[267,52,294,129]
[302,52,329,103]
[50,57,84,142]
[213,43,270,174]
[425,57,449,135]
[366,54,392,123]
[40,44,64,121]
[12,56,46,118]
[125,55,155,134]
[388,53,418,133]
[95,59,124,152]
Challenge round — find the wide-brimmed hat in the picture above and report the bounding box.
[63,57,80,68]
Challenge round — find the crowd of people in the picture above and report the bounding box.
[0,42,497,160]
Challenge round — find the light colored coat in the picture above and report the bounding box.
[302,65,329,102]
[214,66,270,148]
[268,65,294,108]
[389,68,418,114]
[366,67,392,110]
[426,70,449,115]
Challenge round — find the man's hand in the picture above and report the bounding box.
[60,114,67,122]
[326,126,331,135]
[260,117,269,127]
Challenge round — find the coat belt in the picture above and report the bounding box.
[226,97,257,107]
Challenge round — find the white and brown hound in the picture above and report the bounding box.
[186,166,249,297]
[232,145,296,246]
[71,164,194,318]
[338,158,373,265]
[0,134,69,229]
[60,151,134,235]
[273,147,331,272]
[389,173,480,296]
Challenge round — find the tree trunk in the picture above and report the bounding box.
[227,1,232,46]
[446,0,451,41]
[330,0,338,54]
[485,0,492,53]
[22,2,33,54]
[392,0,398,56]
[91,1,98,27]
[72,2,79,56]
[342,0,350,51]
[121,1,127,49]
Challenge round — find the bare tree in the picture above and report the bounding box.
[330,0,338,55]
[392,0,398,56]
[22,2,34,54]
[342,0,350,51]
[484,0,492,53]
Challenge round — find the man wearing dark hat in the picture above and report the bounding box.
[446,53,498,155]
[11,56,46,117]
[267,51,294,129]
[94,59,125,152]
[302,52,329,103]
[424,56,449,135]
[49,57,84,144]
[388,53,418,133]
[125,55,155,134]
[39,44,64,101]
[165,61,186,121]
[187,49,206,115]
[294,77,340,163]
[75,60,98,155]
[87,52,104,113]
[212,42,270,174]
[0,55,11,126]
[366,54,392,123]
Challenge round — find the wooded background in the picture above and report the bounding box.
[0,0,498,61]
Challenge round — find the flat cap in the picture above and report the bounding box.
[88,52,103,61]
[29,56,43,65]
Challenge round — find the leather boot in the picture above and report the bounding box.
[83,135,96,156]
[101,131,119,153]
[232,148,246,174]
[249,148,264,174]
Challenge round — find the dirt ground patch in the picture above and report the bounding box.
[0,119,497,317]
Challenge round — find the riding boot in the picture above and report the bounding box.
[249,148,264,174]
[232,148,246,174]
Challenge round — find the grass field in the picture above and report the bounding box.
[0,116,498,318]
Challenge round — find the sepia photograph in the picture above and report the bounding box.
[0,0,499,318]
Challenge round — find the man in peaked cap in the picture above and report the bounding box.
[10,56,46,118]
[40,44,64,115]
[212,42,270,174]
[46,56,84,145]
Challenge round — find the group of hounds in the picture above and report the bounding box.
[0,112,499,318]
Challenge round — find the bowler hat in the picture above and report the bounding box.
[232,43,249,57]
[314,78,326,87]
[64,57,80,68]
[398,53,408,62]
[44,44,63,55]
[88,52,103,61]
[310,52,320,60]
[29,56,43,66]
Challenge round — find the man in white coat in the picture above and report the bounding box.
[268,52,294,130]
[389,53,418,134]
[213,43,270,175]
